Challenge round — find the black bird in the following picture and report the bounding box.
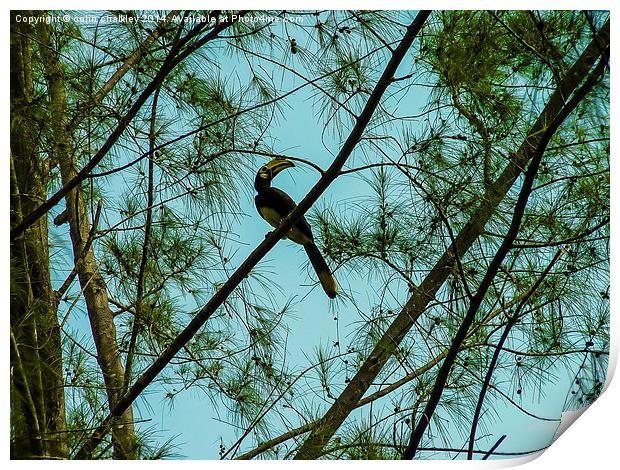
[254,158,338,298]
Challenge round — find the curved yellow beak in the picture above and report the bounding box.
[266,158,295,176]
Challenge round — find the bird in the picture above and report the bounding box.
[254,158,338,298]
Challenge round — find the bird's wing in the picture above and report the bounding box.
[255,187,314,242]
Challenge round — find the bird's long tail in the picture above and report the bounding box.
[304,242,338,298]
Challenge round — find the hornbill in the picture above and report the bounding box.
[254,158,338,298]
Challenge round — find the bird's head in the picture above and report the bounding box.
[255,158,295,189]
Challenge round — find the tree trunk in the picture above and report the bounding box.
[10,13,68,459]
[36,21,137,459]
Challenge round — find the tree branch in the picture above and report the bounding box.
[292,19,609,461]
[403,40,609,460]
[11,11,239,241]
[466,248,565,459]
[235,285,548,460]
[73,10,431,459]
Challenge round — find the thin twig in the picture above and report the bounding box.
[481,435,507,460]
[123,85,160,390]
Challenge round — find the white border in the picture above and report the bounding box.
[3,2,617,467]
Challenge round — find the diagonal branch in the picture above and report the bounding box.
[11,11,241,241]
[91,11,179,107]
[466,248,565,459]
[235,281,554,459]
[403,42,609,460]
[481,435,507,460]
[235,348,443,460]
[293,18,609,460]
[73,10,432,459]
[67,10,180,131]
